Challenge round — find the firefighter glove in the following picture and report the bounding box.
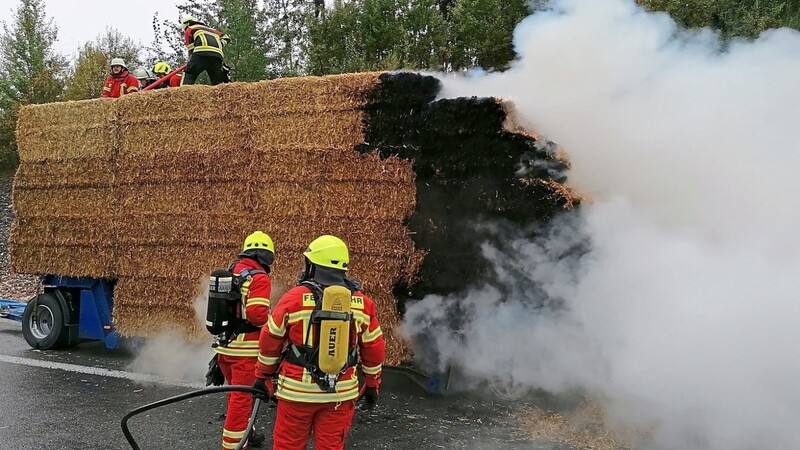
[205,354,225,386]
[253,377,276,402]
[360,386,379,411]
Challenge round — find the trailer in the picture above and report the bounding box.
[2,275,119,350]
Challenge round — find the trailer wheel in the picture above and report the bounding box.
[22,293,68,350]
[488,376,531,402]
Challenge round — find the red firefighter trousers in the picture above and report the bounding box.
[273,399,356,450]
[218,355,257,449]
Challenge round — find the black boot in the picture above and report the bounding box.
[248,431,265,448]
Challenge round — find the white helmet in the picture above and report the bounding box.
[134,68,152,80]
[181,15,198,30]
[110,58,127,70]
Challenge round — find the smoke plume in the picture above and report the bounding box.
[127,280,213,383]
[404,0,800,448]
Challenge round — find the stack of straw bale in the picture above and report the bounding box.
[10,72,577,364]
[10,100,117,278]
[10,72,420,362]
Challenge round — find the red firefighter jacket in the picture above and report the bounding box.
[256,284,385,403]
[184,24,226,58]
[101,70,139,98]
[152,72,183,89]
[169,72,183,87]
[214,258,271,358]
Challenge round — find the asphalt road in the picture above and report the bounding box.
[0,320,574,450]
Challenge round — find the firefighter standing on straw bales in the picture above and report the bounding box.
[101,58,139,98]
[180,15,230,85]
[215,231,274,449]
[152,61,183,88]
[253,235,385,450]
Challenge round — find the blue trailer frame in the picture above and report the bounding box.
[2,275,121,350]
[0,298,26,322]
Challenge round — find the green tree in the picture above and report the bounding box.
[307,0,363,74]
[637,0,797,39]
[0,0,66,168]
[220,0,269,81]
[63,28,140,101]
[263,0,314,77]
[401,0,450,71]
[449,0,531,70]
[308,0,449,74]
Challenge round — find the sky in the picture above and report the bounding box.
[0,0,182,56]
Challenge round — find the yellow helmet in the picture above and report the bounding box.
[242,231,274,253]
[304,235,349,271]
[153,62,172,76]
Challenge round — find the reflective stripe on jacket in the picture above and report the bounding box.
[256,284,386,403]
[101,70,139,98]
[184,24,225,58]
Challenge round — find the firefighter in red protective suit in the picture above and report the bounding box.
[180,15,230,85]
[253,235,385,450]
[100,58,139,98]
[151,62,183,88]
[216,231,274,449]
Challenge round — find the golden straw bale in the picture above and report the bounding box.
[9,243,113,277]
[16,99,117,162]
[254,148,414,184]
[223,72,380,116]
[348,255,407,293]
[13,160,115,189]
[118,117,250,156]
[118,181,246,216]
[115,246,233,278]
[249,110,364,151]
[16,126,116,162]
[116,214,213,247]
[251,181,415,220]
[115,276,204,308]
[116,84,218,124]
[18,97,116,129]
[113,304,201,338]
[13,187,116,219]
[9,217,116,247]
[116,151,250,185]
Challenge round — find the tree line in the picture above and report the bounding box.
[2,0,800,168]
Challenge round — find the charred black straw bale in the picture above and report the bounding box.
[361,73,574,301]
[366,72,441,107]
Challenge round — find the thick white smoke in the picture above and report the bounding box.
[404,0,800,448]
[127,281,213,383]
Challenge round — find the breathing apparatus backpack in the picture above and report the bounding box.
[206,264,265,345]
[283,279,361,392]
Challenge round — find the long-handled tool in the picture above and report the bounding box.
[121,385,263,450]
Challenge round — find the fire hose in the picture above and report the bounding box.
[121,385,264,450]
[141,64,187,91]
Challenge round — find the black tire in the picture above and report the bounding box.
[488,376,532,402]
[22,293,69,350]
